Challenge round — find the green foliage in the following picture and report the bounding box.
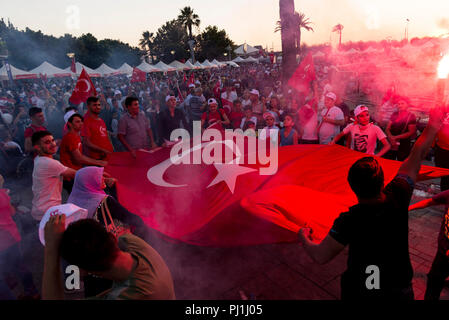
[151,19,190,63]
[177,6,201,39]
[0,18,141,70]
[196,26,235,61]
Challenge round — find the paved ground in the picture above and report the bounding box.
[4,172,449,300]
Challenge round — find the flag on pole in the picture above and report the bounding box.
[70,58,76,73]
[188,72,195,86]
[69,68,97,105]
[287,52,316,95]
[130,67,146,83]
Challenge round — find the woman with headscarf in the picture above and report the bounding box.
[67,166,145,237]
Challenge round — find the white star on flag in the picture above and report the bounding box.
[207,163,257,194]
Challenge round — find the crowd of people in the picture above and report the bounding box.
[0,59,449,300]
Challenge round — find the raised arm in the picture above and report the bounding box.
[409,198,438,211]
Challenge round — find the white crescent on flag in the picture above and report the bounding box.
[147,140,255,193]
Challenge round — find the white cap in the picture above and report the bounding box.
[250,89,259,96]
[208,98,218,105]
[0,112,13,125]
[114,90,121,96]
[354,105,369,117]
[166,95,176,103]
[64,110,77,123]
[325,92,337,101]
[189,84,195,88]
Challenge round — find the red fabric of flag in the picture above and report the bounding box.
[105,143,449,247]
[288,52,316,95]
[188,72,195,85]
[70,58,76,73]
[131,67,147,83]
[69,68,97,105]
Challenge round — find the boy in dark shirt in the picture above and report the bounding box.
[298,107,444,299]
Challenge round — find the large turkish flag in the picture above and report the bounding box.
[69,68,97,105]
[105,143,449,246]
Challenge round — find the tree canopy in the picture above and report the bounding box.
[0,19,141,69]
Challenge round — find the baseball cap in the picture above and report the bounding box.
[165,95,176,102]
[114,90,121,96]
[354,105,369,117]
[325,92,337,101]
[263,112,274,120]
[250,89,259,96]
[188,84,195,88]
[208,98,218,105]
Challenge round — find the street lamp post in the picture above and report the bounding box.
[226,45,232,61]
[0,37,13,85]
[188,40,196,64]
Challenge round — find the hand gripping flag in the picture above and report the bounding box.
[288,52,316,95]
[69,68,97,105]
[105,143,449,246]
[131,67,147,83]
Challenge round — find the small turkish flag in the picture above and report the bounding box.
[131,67,147,83]
[69,68,97,105]
[288,52,316,95]
[188,72,195,85]
[70,58,76,73]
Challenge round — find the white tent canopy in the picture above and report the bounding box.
[223,61,240,68]
[364,47,379,53]
[116,63,133,75]
[194,61,204,69]
[202,60,217,68]
[0,64,38,80]
[212,59,225,67]
[232,56,245,63]
[169,60,188,71]
[65,62,101,77]
[313,51,325,58]
[94,63,120,77]
[184,60,196,69]
[242,56,259,63]
[154,61,176,72]
[30,61,72,78]
[420,41,436,49]
[344,48,360,55]
[136,61,160,73]
[234,43,259,55]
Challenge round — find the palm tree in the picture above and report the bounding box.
[177,6,201,39]
[139,31,154,63]
[278,0,296,84]
[275,11,314,54]
[332,24,344,48]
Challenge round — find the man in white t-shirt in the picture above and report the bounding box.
[330,105,391,157]
[31,131,77,221]
[318,92,345,145]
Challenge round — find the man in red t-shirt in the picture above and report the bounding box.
[201,98,230,132]
[24,107,47,154]
[60,113,107,192]
[228,99,244,129]
[81,97,114,160]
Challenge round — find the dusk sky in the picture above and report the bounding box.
[1,0,449,51]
